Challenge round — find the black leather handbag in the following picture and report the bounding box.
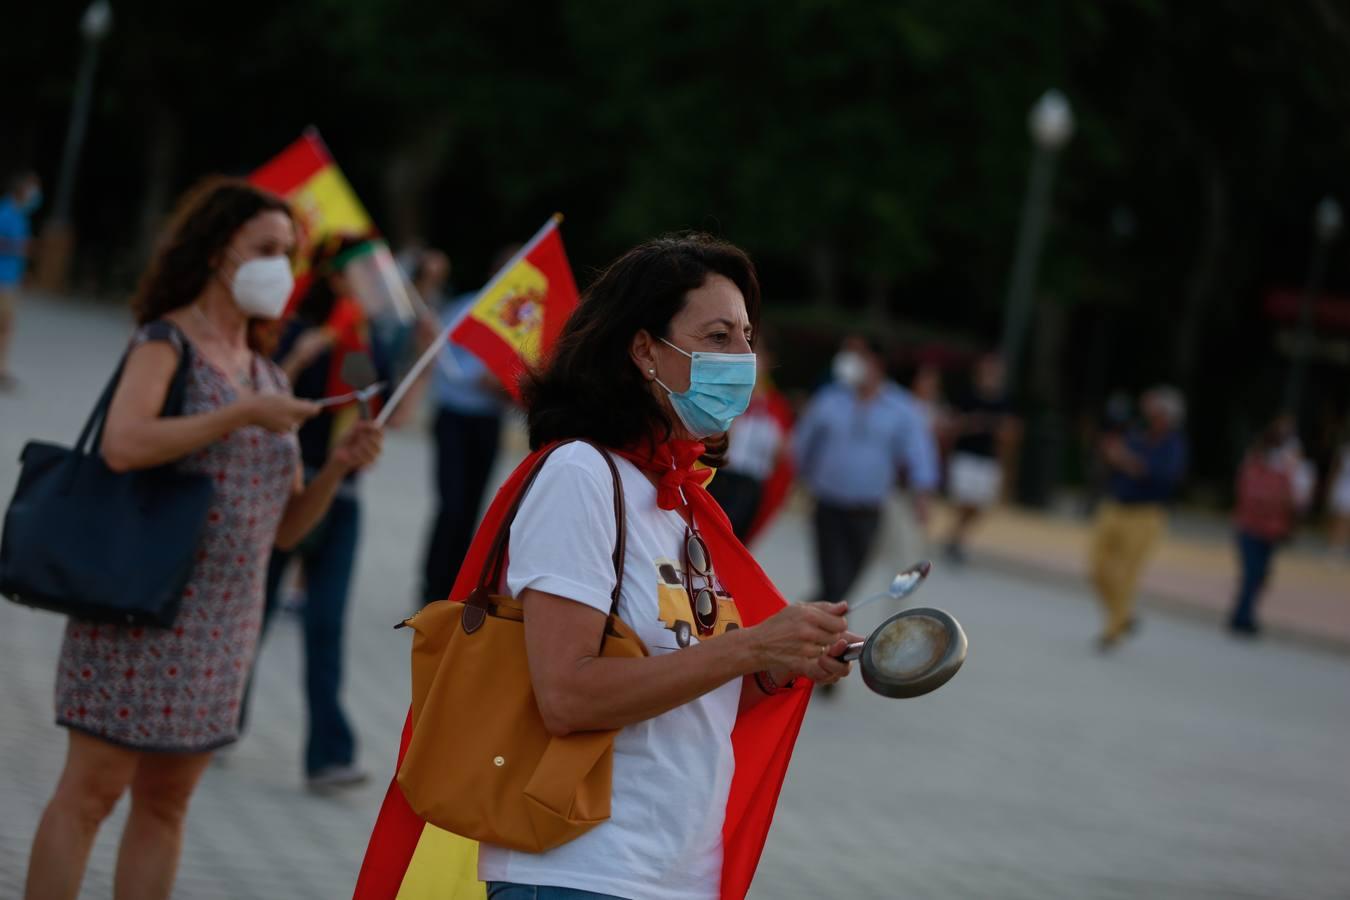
[0,321,215,627]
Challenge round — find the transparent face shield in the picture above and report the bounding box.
[339,241,419,326]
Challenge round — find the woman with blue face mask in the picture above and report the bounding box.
[361,233,860,900]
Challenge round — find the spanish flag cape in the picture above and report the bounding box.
[353,440,812,899]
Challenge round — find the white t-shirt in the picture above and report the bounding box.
[477,443,743,900]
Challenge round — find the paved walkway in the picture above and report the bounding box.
[933,503,1350,649]
[2,295,1349,898]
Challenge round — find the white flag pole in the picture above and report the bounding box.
[375,214,563,427]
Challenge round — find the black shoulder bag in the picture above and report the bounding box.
[0,321,216,626]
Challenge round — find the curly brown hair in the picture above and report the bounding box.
[131,176,293,346]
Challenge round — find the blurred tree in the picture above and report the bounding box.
[7,0,1350,490]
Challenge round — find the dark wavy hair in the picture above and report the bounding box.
[131,176,293,347]
[523,233,761,464]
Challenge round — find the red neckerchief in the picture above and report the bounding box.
[611,438,712,510]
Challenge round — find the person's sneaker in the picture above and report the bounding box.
[1228,621,1261,639]
[307,764,370,794]
[943,542,968,566]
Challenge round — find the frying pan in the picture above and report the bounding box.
[837,561,968,699]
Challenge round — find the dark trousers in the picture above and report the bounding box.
[707,470,764,541]
[813,500,883,604]
[421,408,502,605]
[1231,530,1277,630]
[260,494,361,776]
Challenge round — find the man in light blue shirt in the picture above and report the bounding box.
[793,336,938,606]
[0,170,41,386]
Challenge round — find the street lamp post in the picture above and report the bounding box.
[999,89,1075,396]
[34,0,113,293]
[1282,196,1342,417]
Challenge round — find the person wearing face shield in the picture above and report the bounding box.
[791,335,940,617]
[24,178,383,900]
[239,234,396,792]
[0,169,42,388]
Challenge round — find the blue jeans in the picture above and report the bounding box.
[486,885,625,900]
[263,492,361,775]
[1231,530,1276,630]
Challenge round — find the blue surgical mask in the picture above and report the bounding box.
[655,338,757,438]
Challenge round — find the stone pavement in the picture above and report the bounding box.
[930,502,1350,649]
[3,294,1350,898]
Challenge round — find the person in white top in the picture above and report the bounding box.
[476,234,859,900]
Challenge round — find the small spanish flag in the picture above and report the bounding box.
[448,216,579,400]
[250,128,374,272]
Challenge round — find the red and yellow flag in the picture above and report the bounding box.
[250,128,374,273]
[448,216,579,400]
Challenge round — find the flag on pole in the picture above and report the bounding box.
[252,130,422,328]
[250,127,374,274]
[447,215,579,400]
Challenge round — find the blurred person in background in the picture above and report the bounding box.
[418,245,518,606]
[793,335,939,611]
[1329,432,1350,560]
[248,234,394,792]
[25,179,381,900]
[1088,385,1188,651]
[0,170,41,388]
[942,353,1018,564]
[410,248,452,309]
[1228,415,1307,637]
[908,359,948,435]
[706,336,794,540]
[1080,390,1135,516]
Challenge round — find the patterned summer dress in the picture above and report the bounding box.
[55,323,299,753]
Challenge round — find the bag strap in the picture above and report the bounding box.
[477,440,627,617]
[75,321,194,457]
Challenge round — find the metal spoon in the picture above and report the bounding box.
[845,560,933,616]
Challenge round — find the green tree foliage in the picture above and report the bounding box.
[7,0,1350,487]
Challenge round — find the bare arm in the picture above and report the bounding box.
[524,591,848,737]
[274,421,383,550]
[101,341,320,473]
[101,342,249,472]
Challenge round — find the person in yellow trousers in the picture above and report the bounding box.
[1089,386,1188,650]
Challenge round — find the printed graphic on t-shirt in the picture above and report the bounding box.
[651,557,743,650]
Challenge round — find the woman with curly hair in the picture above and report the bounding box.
[24,177,382,900]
